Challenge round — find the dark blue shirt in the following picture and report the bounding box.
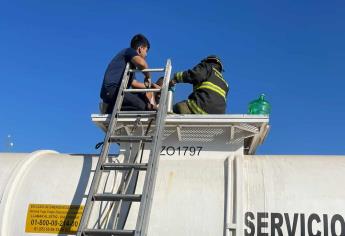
[100,48,138,102]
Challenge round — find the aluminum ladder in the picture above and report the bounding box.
[77,59,172,236]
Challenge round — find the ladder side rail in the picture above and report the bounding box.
[135,59,172,235]
[77,63,131,235]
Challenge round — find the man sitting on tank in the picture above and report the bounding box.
[99,34,160,114]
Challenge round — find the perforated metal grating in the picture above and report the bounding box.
[229,129,255,143]
[110,124,258,144]
[237,123,259,133]
[162,127,176,139]
[179,127,224,142]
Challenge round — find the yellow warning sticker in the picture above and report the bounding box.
[25,204,84,234]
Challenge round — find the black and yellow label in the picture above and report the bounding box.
[25,204,84,234]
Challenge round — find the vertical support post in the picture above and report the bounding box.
[224,150,244,236]
[225,154,236,236]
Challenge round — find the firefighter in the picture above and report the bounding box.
[169,55,228,114]
[99,34,159,114]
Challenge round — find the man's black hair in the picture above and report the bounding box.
[130,34,150,50]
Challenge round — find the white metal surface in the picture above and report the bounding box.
[241,155,345,236]
[0,151,92,236]
[1,151,345,236]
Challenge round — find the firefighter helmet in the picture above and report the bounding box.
[203,55,223,71]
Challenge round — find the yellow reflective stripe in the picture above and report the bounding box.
[212,68,228,87]
[213,67,222,77]
[174,72,179,81]
[177,72,182,81]
[188,99,207,114]
[198,85,226,99]
[197,81,226,99]
[175,72,183,82]
[187,99,207,114]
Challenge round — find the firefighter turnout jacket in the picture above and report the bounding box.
[173,61,228,114]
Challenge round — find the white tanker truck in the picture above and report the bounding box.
[1,114,344,236]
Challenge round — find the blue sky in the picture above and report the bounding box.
[1,0,344,155]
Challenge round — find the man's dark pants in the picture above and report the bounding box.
[101,87,147,114]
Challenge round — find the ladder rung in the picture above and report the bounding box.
[93,194,142,202]
[101,163,148,171]
[129,68,164,72]
[109,136,153,143]
[82,229,135,236]
[117,110,157,118]
[123,88,161,93]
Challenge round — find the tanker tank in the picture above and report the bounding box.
[0,114,344,236]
